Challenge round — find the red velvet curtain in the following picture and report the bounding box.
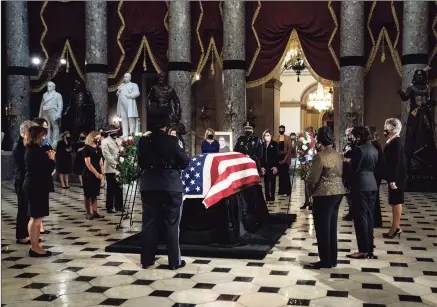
[107,1,168,90]
[246,1,340,85]
[191,1,223,75]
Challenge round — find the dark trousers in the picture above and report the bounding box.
[278,163,291,195]
[345,193,352,214]
[14,180,29,240]
[263,170,276,201]
[373,182,382,228]
[105,173,123,211]
[313,195,343,266]
[304,181,312,205]
[352,191,377,254]
[141,190,182,267]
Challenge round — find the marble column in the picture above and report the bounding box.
[223,1,246,138]
[85,1,108,130]
[339,1,364,149]
[401,2,428,141]
[168,1,192,154]
[5,1,30,143]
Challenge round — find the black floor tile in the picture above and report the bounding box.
[86,286,110,293]
[390,262,408,267]
[15,273,39,278]
[52,258,72,263]
[258,287,280,293]
[103,261,123,267]
[23,283,50,289]
[194,283,215,289]
[9,264,30,269]
[91,254,110,259]
[33,294,60,302]
[288,299,311,306]
[361,268,380,273]
[149,290,173,297]
[217,294,240,301]
[172,304,195,307]
[192,259,210,264]
[212,267,231,273]
[234,277,254,282]
[278,257,296,262]
[393,277,414,283]
[74,276,95,282]
[270,270,289,276]
[362,283,383,290]
[174,273,194,279]
[330,273,349,279]
[116,270,138,276]
[132,279,154,286]
[100,298,127,306]
[326,290,348,297]
[296,280,316,286]
[423,271,437,276]
[246,262,264,267]
[416,257,434,262]
[398,295,422,302]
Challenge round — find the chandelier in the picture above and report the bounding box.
[307,83,333,112]
[283,48,306,82]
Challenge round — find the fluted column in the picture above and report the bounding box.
[339,1,364,149]
[223,1,246,138]
[85,1,108,130]
[5,1,30,143]
[168,1,192,154]
[401,2,428,141]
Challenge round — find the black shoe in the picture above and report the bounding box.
[92,212,104,219]
[142,262,155,269]
[29,249,52,258]
[40,230,51,235]
[342,214,353,221]
[16,239,31,245]
[308,261,331,269]
[169,260,186,270]
[300,203,310,209]
[115,208,125,213]
[383,228,402,239]
[107,209,115,214]
[367,253,377,259]
[86,214,94,220]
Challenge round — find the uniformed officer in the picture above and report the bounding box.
[137,110,190,270]
[234,121,263,166]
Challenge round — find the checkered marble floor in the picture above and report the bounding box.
[1,179,437,307]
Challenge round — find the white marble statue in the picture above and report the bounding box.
[39,81,63,145]
[116,73,140,137]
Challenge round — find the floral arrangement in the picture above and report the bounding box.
[296,131,316,180]
[116,132,144,185]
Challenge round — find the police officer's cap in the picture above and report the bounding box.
[148,109,171,129]
[243,121,255,129]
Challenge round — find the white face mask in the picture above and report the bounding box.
[265,136,271,142]
[170,133,177,137]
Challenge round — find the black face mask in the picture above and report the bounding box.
[207,134,214,140]
[94,139,101,146]
[383,130,389,138]
[79,136,85,141]
[110,134,117,139]
[66,136,71,141]
[279,131,285,135]
[245,131,253,137]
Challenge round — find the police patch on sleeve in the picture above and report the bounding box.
[178,140,184,148]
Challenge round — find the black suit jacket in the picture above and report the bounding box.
[350,141,378,192]
[24,144,55,194]
[371,140,385,183]
[260,141,280,170]
[383,137,407,189]
[138,130,190,193]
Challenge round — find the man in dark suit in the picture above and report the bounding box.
[137,110,190,270]
[347,126,379,259]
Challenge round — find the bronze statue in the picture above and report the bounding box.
[63,80,95,135]
[146,72,182,129]
[398,69,437,191]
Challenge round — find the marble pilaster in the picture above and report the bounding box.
[5,1,30,143]
[339,1,364,149]
[168,1,192,153]
[223,0,246,139]
[85,1,108,130]
[401,2,428,141]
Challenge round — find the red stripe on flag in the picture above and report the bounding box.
[213,162,258,187]
[204,175,261,208]
[210,153,247,182]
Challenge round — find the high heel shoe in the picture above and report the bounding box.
[383,228,402,239]
[300,202,311,210]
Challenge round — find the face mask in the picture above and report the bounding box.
[79,136,85,141]
[42,137,49,146]
[110,134,117,139]
[316,142,322,151]
[279,131,285,135]
[207,134,214,140]
[245,131,253,137]
[265,136,271,142]
[66,136,71,141]
[94,139,101,146]
[383,130,389,137]
[171,133,177,137]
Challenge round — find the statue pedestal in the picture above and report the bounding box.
[1,151,14,181]
[406,168,437,192]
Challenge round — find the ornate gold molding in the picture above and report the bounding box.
[247,0,261,77]
[328,1,340,71]
[31,1,49,81]
[108,1,126,79]
[192,1,205,83]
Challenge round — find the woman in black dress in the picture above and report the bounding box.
[260,129,279,203]
[74,132,87,187]
[368,126,385,228]
[56,131,73,188]
[82,131,105,220]
[23,126,56,257]
[33,118,54,235]
[383,118,407,239]
[13,120,38,244]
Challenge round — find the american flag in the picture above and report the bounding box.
[181,152,261,208]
